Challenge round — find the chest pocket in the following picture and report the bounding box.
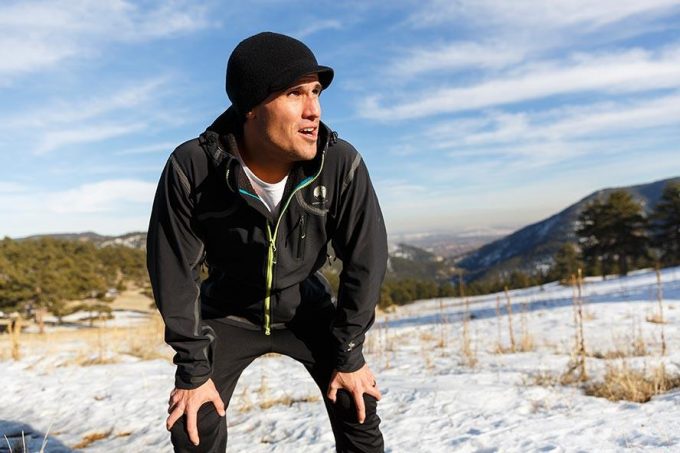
[295,186,329,217]
[285,214,308,262]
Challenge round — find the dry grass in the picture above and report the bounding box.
[3,427,53,453]
[258,393,321,410]
[570,272,588,382]
[518,333,535,352]
[582,310,597,321]
[525,367,587,387]
[236,381,320,412]
[525,371,562,387]
[0,311,169,369]
[518,300,535,352]
[588,332,650,360]
[122,314,166,360]
[8,317,23,361]
[585,362,680,403]
[460,307,477,367]
[71,429,113,449]
[494,288,518,354]
[651,267,668,356]
[646,313,666,324]
[419,331,436,342]
[109,286,155,312]
[421,347,434,370]
[236,385,255,413]
[560,358,590,385]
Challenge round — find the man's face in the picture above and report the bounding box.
[246,73,322,163]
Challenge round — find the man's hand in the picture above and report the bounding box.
[166,378,226,446]
[327,364,382,424]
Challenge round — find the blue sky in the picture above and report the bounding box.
[1,0,679,238]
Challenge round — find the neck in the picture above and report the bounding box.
[238,137,292,184]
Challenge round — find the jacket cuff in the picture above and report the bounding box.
[174,368,211,390]
[335,346,366,373]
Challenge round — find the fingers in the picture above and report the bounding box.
[327,385,338,403]
[166,403,184,431]
[366,384,382,401]
[353,390,367,424]
[168,392,181,414]
[212,395,227,417]
[186,407,200,446]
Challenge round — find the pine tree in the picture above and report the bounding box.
[576,190,649,278]
[549,242,582,284]
[650,181,680,266]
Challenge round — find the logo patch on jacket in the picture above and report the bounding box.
[313,185,327,206]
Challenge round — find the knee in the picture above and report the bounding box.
[331,389,379,423]
[169,403,226,452]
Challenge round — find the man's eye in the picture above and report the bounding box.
[288,90,301,96]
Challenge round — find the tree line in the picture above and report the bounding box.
[551,181,679,282]
[375,181,680,308]
[0,237,148,322]
[2,181,676,317]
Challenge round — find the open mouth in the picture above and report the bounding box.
[298,126,317,138]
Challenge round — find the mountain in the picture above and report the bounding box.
[389,228,509,259]
[387,243,453,281]
[458,176,680,281]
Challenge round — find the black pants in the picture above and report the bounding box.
[170,314,384,452]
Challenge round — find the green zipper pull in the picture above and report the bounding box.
[264,225,275,335]
[261,148,327,336]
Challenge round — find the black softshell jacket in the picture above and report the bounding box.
[147,107,388,389]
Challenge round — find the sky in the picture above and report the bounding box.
[1,0,679,238]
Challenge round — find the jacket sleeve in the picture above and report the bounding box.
[146,154,214,390]
[330,152,388,372]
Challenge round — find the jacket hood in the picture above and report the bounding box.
[198,106,335,193]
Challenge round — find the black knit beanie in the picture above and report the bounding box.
[226,32,334,116]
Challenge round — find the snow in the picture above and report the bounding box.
[2,267,680,452]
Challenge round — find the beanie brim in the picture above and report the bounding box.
[269,64,334,93]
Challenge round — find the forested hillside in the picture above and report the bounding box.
[0,237,148,320]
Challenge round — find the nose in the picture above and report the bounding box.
[303,95,321,120]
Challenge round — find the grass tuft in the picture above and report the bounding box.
[71,429,113,449]
[585,362,680,403]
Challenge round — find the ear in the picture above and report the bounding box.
[245,110,255,120]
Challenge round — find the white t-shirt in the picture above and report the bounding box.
[234,149,288,216]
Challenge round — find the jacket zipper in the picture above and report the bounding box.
[264,224,276,335]
[262,150,326,335]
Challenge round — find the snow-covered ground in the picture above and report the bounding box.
[2,267,680,452]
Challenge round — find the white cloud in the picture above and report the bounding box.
[34,123,147,155]
[361,46,680,120]
[0,77,175,155]
[2,78,167,130]
[0,0,211,80]
[295,20,343,39]
[46,179,156,214]
[408,0,680,30]
[0,36,78,77]
[0,179,157,237]
[0,182,29,193]
[115,142,179,156]
[387,41,530,79]
[426,91,680,149]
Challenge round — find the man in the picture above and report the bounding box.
[146,32,388,452]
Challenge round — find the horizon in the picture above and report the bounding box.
[7,172,676,242]
[1,1,680,238]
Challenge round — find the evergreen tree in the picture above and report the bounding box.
[576,190,649,278]
[650,181,680,266]
[549,242,583,284]
[0,237,149,321]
